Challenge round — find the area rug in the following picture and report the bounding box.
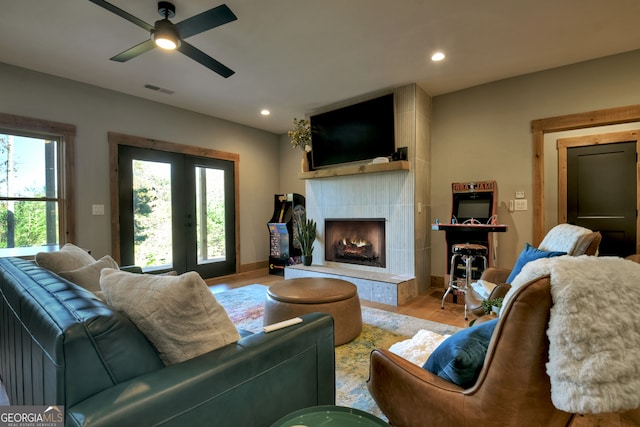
[214,284,460,419]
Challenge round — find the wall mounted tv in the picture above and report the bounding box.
[310,93,396,169]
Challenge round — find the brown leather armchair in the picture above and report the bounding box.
[367,274,574,427]
[626,254,640,263]
[466,225,601,317]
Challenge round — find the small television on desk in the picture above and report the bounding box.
[453,191,494,224]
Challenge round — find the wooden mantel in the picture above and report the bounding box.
[299,160,410,179]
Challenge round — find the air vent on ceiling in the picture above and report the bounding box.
[144,83,174,95]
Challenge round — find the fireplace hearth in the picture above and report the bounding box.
[325,218,386,268]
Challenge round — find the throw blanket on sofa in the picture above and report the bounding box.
[502,255,640,414]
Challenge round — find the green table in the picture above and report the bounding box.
[272,405,388,426]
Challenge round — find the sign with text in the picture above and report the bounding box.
[0,406,64,427]
[452,180,496,193]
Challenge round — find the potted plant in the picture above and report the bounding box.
[481,297,504,316]
[288,117,312,172]
[294,213,316,266]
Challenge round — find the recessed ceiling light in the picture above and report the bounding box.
[260,109,271,116]
[431,52,445,62]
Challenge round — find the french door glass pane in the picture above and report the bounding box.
[195,166,225,264]
[132,159,173,270]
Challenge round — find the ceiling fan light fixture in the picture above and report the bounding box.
[152,19,180,50]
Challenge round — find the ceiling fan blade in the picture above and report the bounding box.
[88,0,154,32]
[178,41,234,78]
[110,39,156,62]
[175,4,237,39]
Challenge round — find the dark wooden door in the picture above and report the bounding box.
[567,142,637,257]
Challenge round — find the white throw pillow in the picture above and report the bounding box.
[99,268,240,365]
[59,255,119,293]
[35,243,95,273]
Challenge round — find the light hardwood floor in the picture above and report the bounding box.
[207,268,639,427]
[207,268,470,328]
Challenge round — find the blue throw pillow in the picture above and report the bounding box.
[505,243,566,283]
[423,318,499,388]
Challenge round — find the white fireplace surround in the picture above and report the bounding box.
[306,171,415,276]
[284,83,431,307]
[284,170,418,306]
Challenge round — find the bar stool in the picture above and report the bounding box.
[441,243,488,320]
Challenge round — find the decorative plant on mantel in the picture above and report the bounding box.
[288,118,312,152]
[288,117,312,172]
[293,212,317,265]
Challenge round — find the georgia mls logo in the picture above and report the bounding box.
[0,405,64,427]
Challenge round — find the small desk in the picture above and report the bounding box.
[431,223,508,233]
[432,223,508,274]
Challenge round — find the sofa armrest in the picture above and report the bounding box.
[118,265,143,273]
[66,312,335,427]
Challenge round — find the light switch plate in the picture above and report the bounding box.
[515,191,525,199]
[92,204,105,215]
[514,199,528,211]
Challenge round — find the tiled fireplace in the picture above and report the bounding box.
[284,169,419,306]
[284,83,431,307]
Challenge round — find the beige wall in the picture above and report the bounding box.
[4,46,640,277]
[279,49,640,278]
[0,62,280,266]
[278,132,306,196]
[430,49,640,276]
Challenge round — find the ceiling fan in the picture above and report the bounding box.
[88,0,237,78]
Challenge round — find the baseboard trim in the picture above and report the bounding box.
[430,275,444,289]
[239,260,268,273]
[205,261,269,286]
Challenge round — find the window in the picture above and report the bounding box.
[0,113,75,256]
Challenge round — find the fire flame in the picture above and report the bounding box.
[341,237,369,247]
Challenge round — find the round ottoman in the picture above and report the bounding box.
[264,278,363,345]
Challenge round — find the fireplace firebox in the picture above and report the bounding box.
[325,218,386,267]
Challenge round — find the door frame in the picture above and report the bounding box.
[531,104,640,249]
[557,132,639,254]
[108,132,240,271]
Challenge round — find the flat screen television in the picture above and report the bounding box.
[310,93,395,169]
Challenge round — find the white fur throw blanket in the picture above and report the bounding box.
[502,255,640,414]
[389,330,450,366]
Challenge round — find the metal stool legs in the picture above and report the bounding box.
[441,252,466,318]
[441,247,488,320]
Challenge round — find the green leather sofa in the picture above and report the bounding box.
[0,257,335,426]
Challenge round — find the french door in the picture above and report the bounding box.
[117,145,236,278]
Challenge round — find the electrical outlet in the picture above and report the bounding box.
[514,199,528,211]
[515,191,525,199]
[92,204,105,215]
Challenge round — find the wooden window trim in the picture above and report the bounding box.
[0,112,76,245]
